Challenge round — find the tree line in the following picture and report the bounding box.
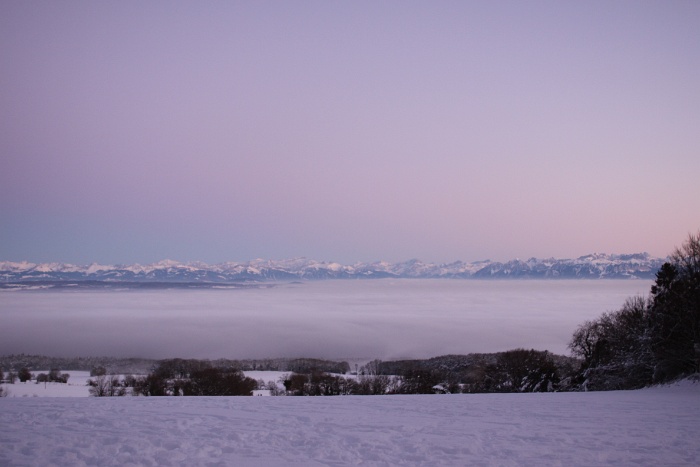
[1,367,69,386]
[0,355,349,377]
[77,352,574,397]
[568,232,700,390]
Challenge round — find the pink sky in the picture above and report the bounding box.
[1,1,698,264]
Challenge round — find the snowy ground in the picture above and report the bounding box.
[1,371,93,397]
[1,380,698,466]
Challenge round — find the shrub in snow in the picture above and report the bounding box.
[18,368,32,383]
[131,360,257,396]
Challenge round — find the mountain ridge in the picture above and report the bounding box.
[0,253,666,283]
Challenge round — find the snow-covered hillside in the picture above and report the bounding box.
[1,380,698,466]
[0,253,665,285]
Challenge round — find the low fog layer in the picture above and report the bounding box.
[0,279,651,360]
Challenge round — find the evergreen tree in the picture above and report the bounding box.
[649,232,700,381]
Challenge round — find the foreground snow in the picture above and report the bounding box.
[1,381,698,466]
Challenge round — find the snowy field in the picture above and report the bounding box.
[1,380,698,466]
[1,372,93,397]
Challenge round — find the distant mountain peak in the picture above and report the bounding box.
[0,253,668,285]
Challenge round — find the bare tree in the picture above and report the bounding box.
[89,375,126,397]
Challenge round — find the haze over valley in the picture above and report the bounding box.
[0,279,651,361]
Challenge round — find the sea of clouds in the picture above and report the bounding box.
[0,279,652,360]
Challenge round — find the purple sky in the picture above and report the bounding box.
[1,1,699,265]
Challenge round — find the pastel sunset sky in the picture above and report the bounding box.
[1,1,698,265]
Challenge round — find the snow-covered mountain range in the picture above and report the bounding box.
[0,253,665,283]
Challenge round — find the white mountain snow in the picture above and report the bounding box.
[0,253,666,283]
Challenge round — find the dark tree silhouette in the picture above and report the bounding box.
[183,368,256,396]
[18,367,32,383]
[649,232,700,380]
[570,231,700,389]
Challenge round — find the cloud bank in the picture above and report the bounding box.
[0,280,651,360]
